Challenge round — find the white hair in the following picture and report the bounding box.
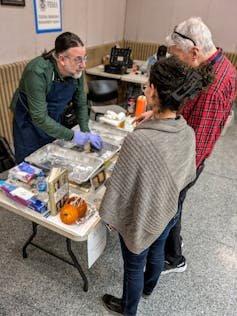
[166,17,215,54]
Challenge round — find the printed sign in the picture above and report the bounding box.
[33,0,62,33]
[87,222,107,268]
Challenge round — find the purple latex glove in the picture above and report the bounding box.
[72,131,89,146]
[88,132,102,150]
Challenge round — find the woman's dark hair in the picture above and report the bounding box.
[149,56,215,114]
[156,45,167,60]
[42,32,84,59]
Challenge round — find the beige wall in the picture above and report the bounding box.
[1,0,236,65]
[0,0,126,65]
[124,0,237,52]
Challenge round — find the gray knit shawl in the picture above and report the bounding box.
[99,116,196,254]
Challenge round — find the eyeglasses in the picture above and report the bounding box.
[64,54,88,65]
[172,26,196,46]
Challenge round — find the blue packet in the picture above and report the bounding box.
[18,162,36,174]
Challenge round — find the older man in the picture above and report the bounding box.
[136,17,237,273]
[11,32,102,163]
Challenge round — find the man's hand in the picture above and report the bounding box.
[72,131,89,146]
[73,131,102,150]
[133,110,153,125]
[88,132,102,150]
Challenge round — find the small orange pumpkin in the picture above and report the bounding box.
[60,204,79,225]
[60,196,87,225]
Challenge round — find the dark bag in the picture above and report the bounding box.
[61,103,78,129]
[0,137,16,172]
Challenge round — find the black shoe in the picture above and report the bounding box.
[142,291,152,299]
[161,257,187,275]
[102,294,123,315]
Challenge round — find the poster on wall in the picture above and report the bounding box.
[33,0,62,34]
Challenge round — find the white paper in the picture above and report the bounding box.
[87,222,107,268]
[11,187,34,200]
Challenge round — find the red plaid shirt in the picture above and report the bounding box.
[181,49,237,168]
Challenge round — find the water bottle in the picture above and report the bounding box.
[36,174,48,201]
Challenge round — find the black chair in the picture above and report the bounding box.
[0,136,15,174]
[156,45,167,60]
[87,79,126,120]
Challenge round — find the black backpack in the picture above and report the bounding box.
[0,137,16,172]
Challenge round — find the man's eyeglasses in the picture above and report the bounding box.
[172,26,196,46]
[64,54,88,65]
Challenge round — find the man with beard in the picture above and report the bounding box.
[11,32,101,163]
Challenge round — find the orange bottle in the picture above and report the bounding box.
[135,95,147,117]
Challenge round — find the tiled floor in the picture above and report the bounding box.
[0,123,237,316]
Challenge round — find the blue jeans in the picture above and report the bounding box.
[120,211,180,316]
[165,162,205,265]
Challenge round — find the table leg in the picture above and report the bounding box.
[22,222,38,258]
[66,238,88,292]
[21,223,89,291]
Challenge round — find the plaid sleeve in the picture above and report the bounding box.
[191,90,230,167]
[182,54,237,168]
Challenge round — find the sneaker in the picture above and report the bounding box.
[102,294,123,315]
[161,257,187,275]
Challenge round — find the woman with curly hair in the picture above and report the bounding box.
[100,56,215,316]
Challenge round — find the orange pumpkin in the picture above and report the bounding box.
[60,196,87,225]
[60,204,79,225]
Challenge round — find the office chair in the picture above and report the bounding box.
[87,79,126,120]
[0,136,15,173]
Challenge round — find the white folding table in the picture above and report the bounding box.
[0,190,102,292]
[86,60,148,85]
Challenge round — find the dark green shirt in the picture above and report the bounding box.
[10,56,89,141]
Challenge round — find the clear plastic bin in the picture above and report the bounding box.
[25,143,104,184]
